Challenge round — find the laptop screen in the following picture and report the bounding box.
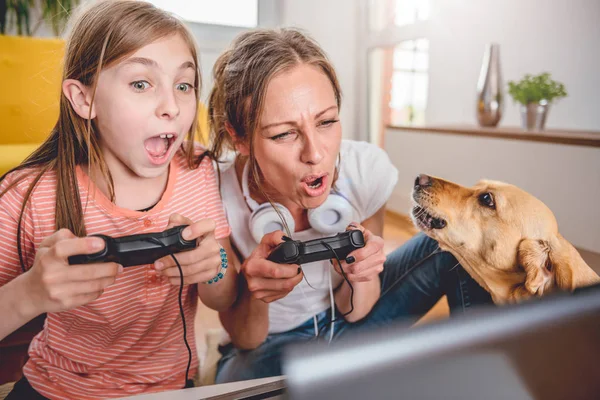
[283,284,600,400]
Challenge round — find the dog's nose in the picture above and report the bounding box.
[414,174,432,188]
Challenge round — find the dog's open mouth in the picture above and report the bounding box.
[411,205,447,230]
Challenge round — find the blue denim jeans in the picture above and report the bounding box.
[215,233,494,383]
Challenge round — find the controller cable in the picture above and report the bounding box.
[146,238,193,389]
[299,241,354,342]
[321,241,355,322]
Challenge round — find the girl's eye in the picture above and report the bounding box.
[176,83,194,92]
[131,81,150,91]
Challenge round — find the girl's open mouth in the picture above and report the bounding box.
[144,133,177,164]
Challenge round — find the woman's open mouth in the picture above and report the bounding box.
[144,133,177,164]
[301,173,328,197]
[411,205,447,230]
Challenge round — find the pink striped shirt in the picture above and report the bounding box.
[0,149,230,399]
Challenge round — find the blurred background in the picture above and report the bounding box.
[1,0,598,253]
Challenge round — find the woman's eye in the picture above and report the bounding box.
[131,80,150,91]
[271,132,292,141]
[176,83,194,92]
[320,119,339,127]
[478,192,496,209]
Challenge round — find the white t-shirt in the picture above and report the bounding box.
[219,140,399,333]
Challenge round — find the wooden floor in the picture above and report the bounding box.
[194,211,449,358]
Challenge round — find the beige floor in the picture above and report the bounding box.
[194,212,449,360]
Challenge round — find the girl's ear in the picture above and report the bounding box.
[62,79,96,119]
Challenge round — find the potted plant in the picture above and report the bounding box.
[507,72,567,131]
[1,0,78,36]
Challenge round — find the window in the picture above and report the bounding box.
[148,0,258,28]
[389,39,429,126]
[369,0,430,31]
[394,0,430,27]
[362,0,431,146]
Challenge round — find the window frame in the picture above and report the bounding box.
[357,0,431,146]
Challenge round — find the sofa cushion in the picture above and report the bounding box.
[0,144,40,176]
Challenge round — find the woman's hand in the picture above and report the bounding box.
[154,213,223,285]
[242,230,304,303]
[24,229,122,314]
[332,223,386,283]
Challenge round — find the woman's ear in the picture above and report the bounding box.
[62,79,96,120]
[225,122,250,156]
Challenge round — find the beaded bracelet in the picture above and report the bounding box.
[206,247,228,284]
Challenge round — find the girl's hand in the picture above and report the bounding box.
[243,230,304,303]
[25,229,122,314]
[332,223,386,282]
[154,213,223,285]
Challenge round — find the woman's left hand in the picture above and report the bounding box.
[331,222,386,283]
[153,213,223,285]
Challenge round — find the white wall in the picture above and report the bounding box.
[279,0,359,140]
[426,0,600,130]
[385,127,600,252]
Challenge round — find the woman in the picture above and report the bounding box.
[207,28,493,382]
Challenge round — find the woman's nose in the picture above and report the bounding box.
[300,135,324,165]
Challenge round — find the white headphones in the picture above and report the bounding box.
[242,160,354,243]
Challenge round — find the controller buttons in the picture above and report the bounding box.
[282,244,299,261]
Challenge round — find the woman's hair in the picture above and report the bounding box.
[0,0,202,269]
[207,28,342,208]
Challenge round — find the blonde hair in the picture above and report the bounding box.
[207,28,342,232]
[0,0,202,269]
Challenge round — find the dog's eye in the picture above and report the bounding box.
[478,192,495,209]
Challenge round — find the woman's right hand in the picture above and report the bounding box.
[24,229,122,314]
[242,230,304,303]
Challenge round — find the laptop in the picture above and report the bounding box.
[283,284,600,400]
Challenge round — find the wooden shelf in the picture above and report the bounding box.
[387,124,600,148]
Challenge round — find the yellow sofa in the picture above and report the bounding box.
[0,35,64,176]
[0,35,209,177]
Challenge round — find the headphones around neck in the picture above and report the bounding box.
[241,160,354,244]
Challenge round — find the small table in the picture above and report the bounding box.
[119,376,286,400]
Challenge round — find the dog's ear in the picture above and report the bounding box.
[517,235,598,296]
[547,234,600,290]
[517,239,554,297]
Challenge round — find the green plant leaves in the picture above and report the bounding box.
[507,72,567,105]
[2,0,79,36]
[5,0,35,35]
[40,0,78,36]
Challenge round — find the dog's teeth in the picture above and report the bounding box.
[159,134,167,139]
[166,134,174,139]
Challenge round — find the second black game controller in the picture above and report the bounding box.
[267,230,365,265]
[68,225,196,267]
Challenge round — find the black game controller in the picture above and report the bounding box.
[267,230,365,265]
[68,225,197,267]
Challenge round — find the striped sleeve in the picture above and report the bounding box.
[199,156,231,240]
[0,174,37,286]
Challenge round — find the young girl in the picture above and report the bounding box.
[0,1,238,398]
[208,28,493,382]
